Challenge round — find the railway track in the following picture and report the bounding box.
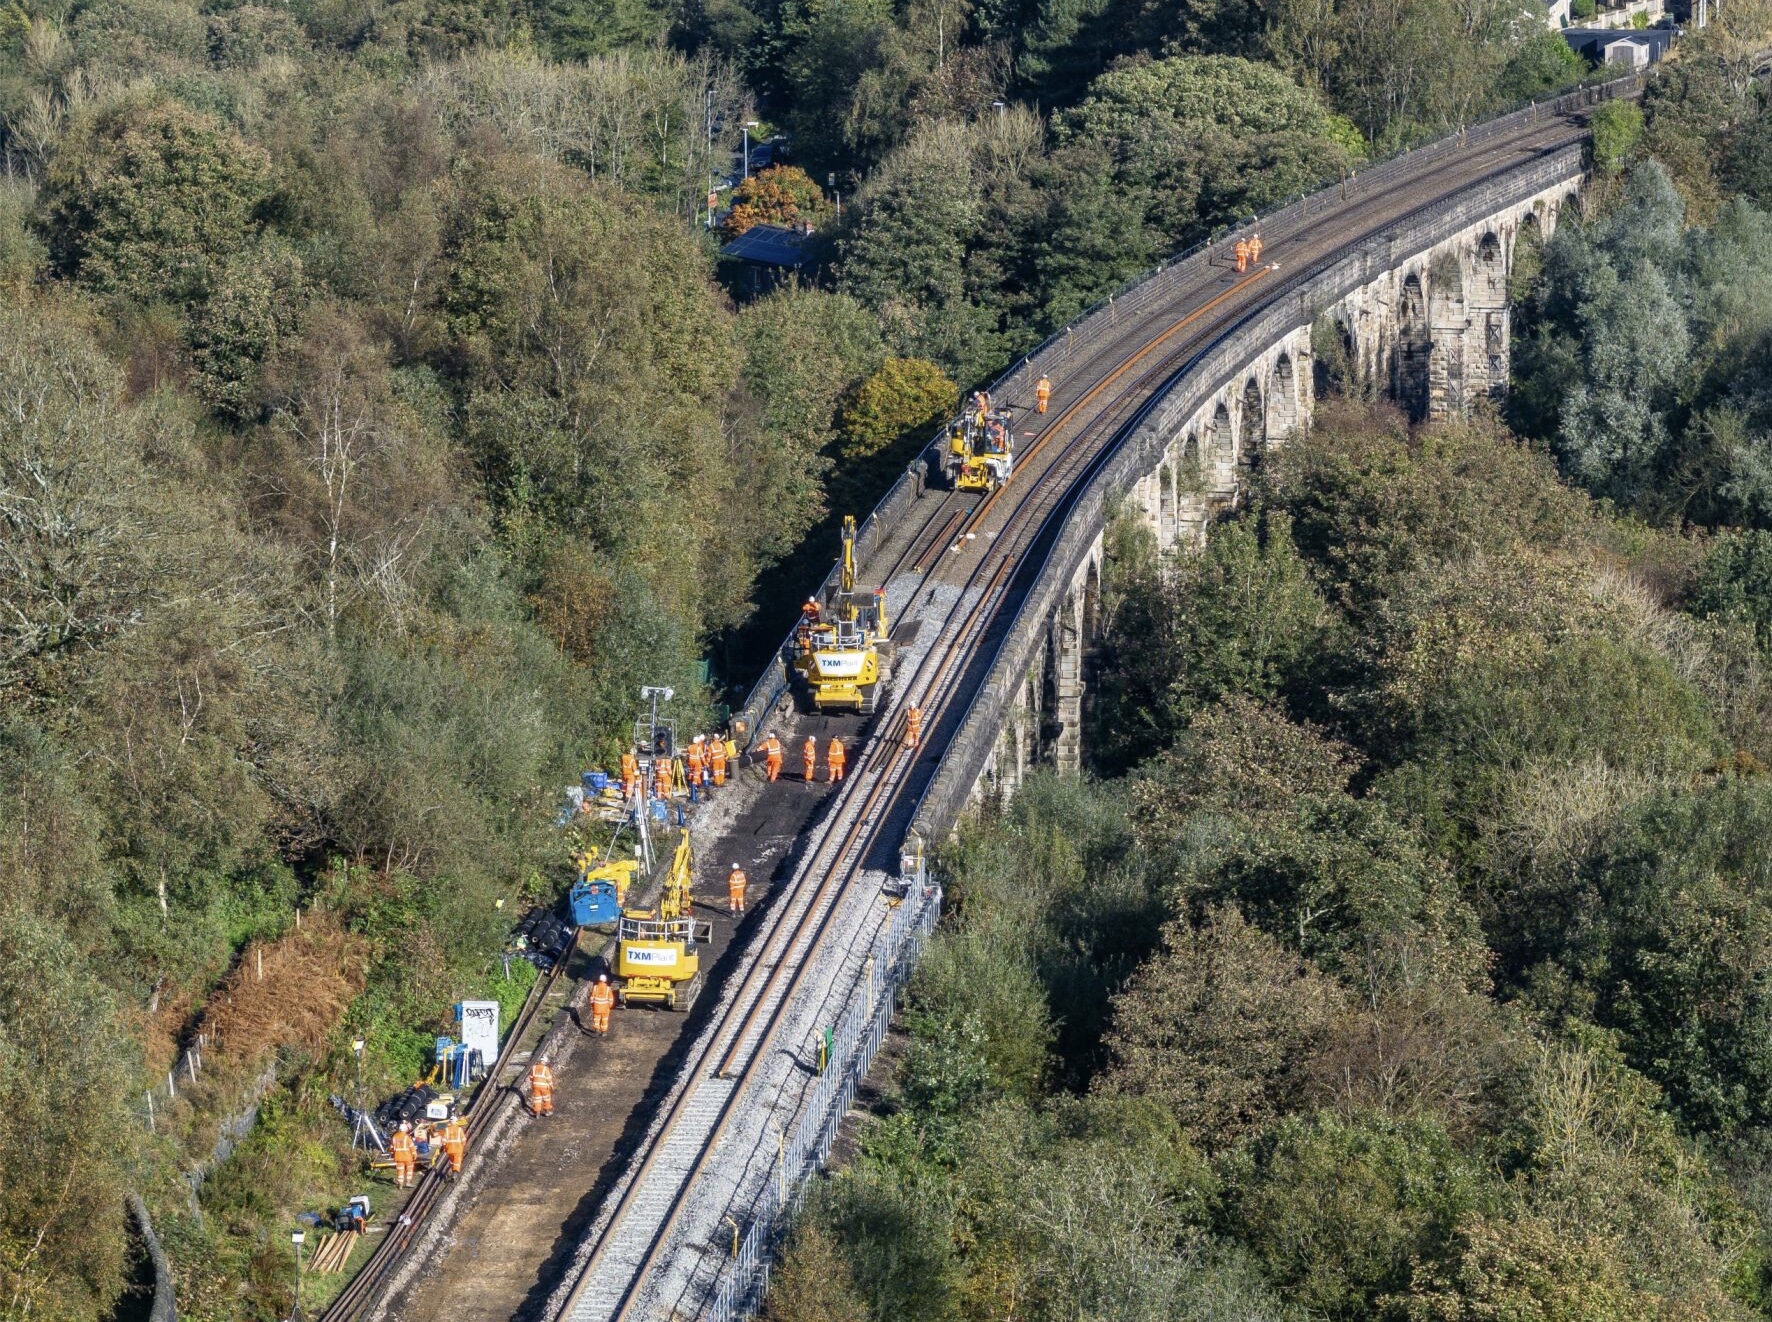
[546,101,1604,1322]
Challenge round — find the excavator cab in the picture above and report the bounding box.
[614,831,711,1011]
[790,516,895,713]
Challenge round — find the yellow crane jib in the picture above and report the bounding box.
[790,516,894,714]
[614,829,711,1011]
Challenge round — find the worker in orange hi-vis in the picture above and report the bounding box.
[526,1056,555,1117]
[1234,236,1251,273]
[1035,376,1051,414]
[440,1112,466,1177]
[803,736,817,787]
[710,736,727,787]
[390,1122,417,1188]
[763,734,783,782]
[827,736,846,783]
[1249,232,1264,264]
[619,750,639,800]
[588,974,616,1034]
[728,863,748,915]
[686,738,704,788]
[904,704,922,750]
[654,756,673,801]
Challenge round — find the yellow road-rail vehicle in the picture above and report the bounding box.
[614,831,711,1011]
[791,515,894,714]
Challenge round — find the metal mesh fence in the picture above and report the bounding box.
[701,863,943,1322]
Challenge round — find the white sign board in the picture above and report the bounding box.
[457,1000,500,1065]
[624,947,680,967]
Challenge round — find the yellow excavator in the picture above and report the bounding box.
[943,391,1015,493]
[613,830,711,1011]
[791,515,894,714]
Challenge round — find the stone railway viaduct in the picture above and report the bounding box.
[891,108,1601,849]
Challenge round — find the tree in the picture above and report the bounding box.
[1227,1109,1486,1319]
[837,122,1000,378]
[836,356,956,463]
[1054,54,1361,250]
[0,911,138,1322]
[766,1221,871,1322]
[1591,101,1645,178]
[1101,904,1343,1146]
[737,287,884,560]
[722,165,834,238]
[1094,511,1337,771]
[260,303,454,637]
[40,99,270,305]
[0,306,165,681]
[443,157,751,630]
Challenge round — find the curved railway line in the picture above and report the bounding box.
[547,98,1610,1322]
[313,75,1629,1322]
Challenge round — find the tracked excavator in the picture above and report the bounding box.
[942,391,1015,493]
[791,515,894,714]
[613,830,711,1011]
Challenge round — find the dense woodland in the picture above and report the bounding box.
[1,0,1769,1317]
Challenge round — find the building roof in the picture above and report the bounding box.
[1561,24,1677,56]
[720,223,814,268]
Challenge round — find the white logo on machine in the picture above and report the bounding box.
[625,947,680,967]
[815,654,867,679]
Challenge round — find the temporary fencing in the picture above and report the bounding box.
[700,860,943,1322]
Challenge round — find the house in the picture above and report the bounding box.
[719,222,819,295]
[1540,0,1573,28]
[1561,24,1677,64]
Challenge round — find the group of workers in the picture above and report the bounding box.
[1233,232,1265,274]
[753,731,848,784]
[389,1111,467,1187]
[618,733,735,804]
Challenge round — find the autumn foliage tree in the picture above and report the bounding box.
[721,165,832,238]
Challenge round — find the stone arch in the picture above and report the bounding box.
[1394,272,1431,419]
[1563,191,1581,223]
[1159,461,1176,545]
[1039,624,1061,759]
[1271,352,1299,438]
[1241,377,1265,462]
[1203,400,1235,495]
[1476,232,1505,304]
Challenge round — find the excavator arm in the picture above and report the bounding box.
[840,514,857,596]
